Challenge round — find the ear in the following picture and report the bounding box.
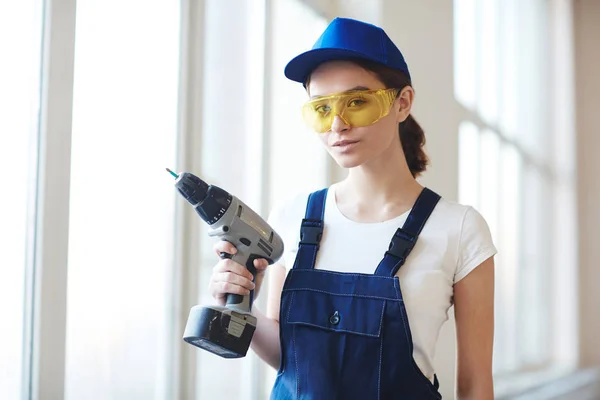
[395,86,414,124]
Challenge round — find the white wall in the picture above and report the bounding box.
[574,0,600,368]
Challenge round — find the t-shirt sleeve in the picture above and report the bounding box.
[454,206,498,283]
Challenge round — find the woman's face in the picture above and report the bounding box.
[307,60,413,169]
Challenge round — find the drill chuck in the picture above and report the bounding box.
[173,172,232,225]
[175,172,209,205]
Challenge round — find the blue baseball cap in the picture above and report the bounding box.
[284,17,411,84]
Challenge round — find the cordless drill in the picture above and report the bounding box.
[167,169,284,358]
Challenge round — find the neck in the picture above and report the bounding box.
[335,145,423,220]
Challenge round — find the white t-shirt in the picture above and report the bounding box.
[267,183,497,382]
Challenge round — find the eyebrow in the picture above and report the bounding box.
[310,86,371,99]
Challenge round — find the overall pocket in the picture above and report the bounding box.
[286,289,387,398]
[287,289,385,337]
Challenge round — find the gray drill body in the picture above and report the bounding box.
[172,171,284,358]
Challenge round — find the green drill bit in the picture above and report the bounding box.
[166,168,179,179]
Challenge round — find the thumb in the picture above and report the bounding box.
[253,258,269,273]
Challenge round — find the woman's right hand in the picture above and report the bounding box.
[209,240,270,306]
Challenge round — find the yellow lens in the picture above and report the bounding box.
[301,98,335,133]
[341,93,384,128]
[301,88,398,133]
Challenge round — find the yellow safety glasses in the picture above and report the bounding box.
[301,88,400,133]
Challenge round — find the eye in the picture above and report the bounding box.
[315,104,331,114]
[348,98,367,107]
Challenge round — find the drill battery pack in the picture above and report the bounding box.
[183,305,257,358]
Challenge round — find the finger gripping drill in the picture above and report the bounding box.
[167,169,284,358]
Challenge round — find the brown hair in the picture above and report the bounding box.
[305,59,429,177]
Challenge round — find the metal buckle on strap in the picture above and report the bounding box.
[300,219,323,248]
[386,228,416,259]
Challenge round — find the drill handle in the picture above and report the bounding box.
[219,251,259,312]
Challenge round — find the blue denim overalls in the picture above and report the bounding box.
[271,187,443,400]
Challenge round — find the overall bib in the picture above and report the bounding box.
[271,187,443,400]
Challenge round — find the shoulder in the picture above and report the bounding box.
[429,197,472,224]
[430,197,497,282]
[422,196,477,240]
[426,196,489,233]
[434,198,494,247]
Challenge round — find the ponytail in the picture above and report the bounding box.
[399,114,428,177]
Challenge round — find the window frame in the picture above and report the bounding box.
[28,0,77,398]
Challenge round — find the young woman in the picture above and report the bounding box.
[209,17,496,399]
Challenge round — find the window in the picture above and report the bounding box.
[454,0,577,380]
[0,0,43,398]
[191,1,328,398]
[267,0,329,209]
[64,1,180,399]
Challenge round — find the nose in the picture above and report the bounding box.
[330,114,350,133]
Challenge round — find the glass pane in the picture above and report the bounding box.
[453,0,477,109]
[64,1,180,399]
[269,0,329,209]
[499,0,518,138]
[518,166,550,367]
[494,144,522,374]
[477,0,499,124]
[515,0,548,161]
[0,0,43,397]
[458,121,480,208]
[479,129,499,244]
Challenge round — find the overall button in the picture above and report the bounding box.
[329,311,340,325]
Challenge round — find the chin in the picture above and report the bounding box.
[331,154,364,169]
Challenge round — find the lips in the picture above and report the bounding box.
[332,139,359,147]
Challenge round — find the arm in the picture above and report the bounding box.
[250,262,287,370]
[454,256,495,400]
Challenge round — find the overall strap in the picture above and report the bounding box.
[292,188,328,270]
[374,188,441,277]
